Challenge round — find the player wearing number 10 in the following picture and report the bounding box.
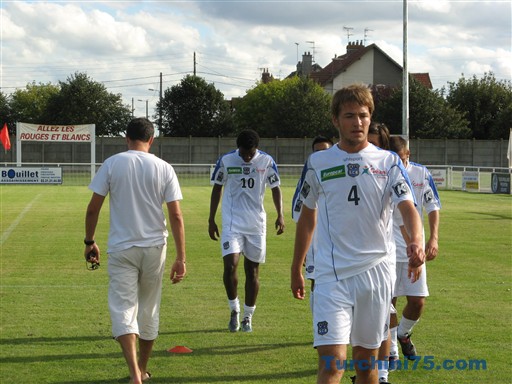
[209,129,285,333]
[291,84,426,384]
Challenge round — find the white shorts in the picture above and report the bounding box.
[394,261,429,298]
[313,260,392,350]
[220,230,266,263]
[108,245,167,340]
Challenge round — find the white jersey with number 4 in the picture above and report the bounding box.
[301,144,415,284]
[211,149,280,235]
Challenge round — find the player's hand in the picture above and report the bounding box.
[208,221,219,241]
[275,216,285,235]
[425,238,439,261]
[407,242,425,268]
[84,243,100,264]
[291,271,305,300]
[170,259,186,284]
[408,264,422,283]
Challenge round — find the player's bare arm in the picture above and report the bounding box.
[208,184,223,240]
[426,210,440,261]
[167,200,186,284]
[397,200,426,268]
[291,205,316,300]
[271,186,285,235]
[84,192,105,264]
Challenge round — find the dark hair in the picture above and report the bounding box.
[236,129,260,149]
[389,135,408,153]
[331,84,374,118]
[368,122,391,150]
[126,118,154,142]
[311,135,333,151]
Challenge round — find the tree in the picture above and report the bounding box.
[373,78,471,139]
[45,72,132,136]
[445,72,512,139]
[235,76,334,138]
[0,92,14,128]
[159,75,234,137]
[8,82,60,128]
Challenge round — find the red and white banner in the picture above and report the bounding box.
[18,123,94,142]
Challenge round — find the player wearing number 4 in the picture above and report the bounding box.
[209,129,285,333]
[291,84,426,384]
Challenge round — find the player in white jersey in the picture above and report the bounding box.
[388,136,441,362]
[85,118,186,384]
[291,84,426,384]
[292,136,333,310]
[209,129,285,333]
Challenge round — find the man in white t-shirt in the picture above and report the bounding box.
[209,129,285,333]
[388,135,441,362]
[84,118,186,384]
[291,84,425,384]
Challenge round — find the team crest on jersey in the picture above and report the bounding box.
[223,241,230,250]
[293,199,303,213]
[347,163,360,177]
[321,165,346,181]
[300,181,311,198]
[243,166,251,175]
[306,265,314,273]
[317,321,328,335]
[268,173,279,184]
[216,171,224,182]
[392,181,410,197]
[424,189,434,203]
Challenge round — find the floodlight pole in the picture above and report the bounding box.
[402,0,409,141]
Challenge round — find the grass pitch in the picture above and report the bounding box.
[0,184,511,383]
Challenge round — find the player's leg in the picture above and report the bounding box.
[317,344,346,384]
[223,252,241,331]
[352,345,380,384]
[241,257,259,332]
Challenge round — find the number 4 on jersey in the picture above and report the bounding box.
[348,185,360,205]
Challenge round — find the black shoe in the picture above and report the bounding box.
[398,332,417,359]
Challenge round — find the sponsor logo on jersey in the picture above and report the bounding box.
[300,181,311,198]
[412,180,425,188]
[321,165,346,181]
[268,173,279,184]
[362,165,387,176]
[216,171,224,182]
[223,241,230,250]
[227,167,242,174]
[347,163,360,177]
[317,321,329,335]
[424,189,434,203]
[393,181,410,197]
[344,156,362,162]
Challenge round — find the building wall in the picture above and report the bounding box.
[1,136,509,168]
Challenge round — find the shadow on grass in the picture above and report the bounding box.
[49,368,318,383]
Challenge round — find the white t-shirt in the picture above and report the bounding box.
[393,161,441,262]
[211,149,280,235]
[89,150,183,253]
[300,143,415,283]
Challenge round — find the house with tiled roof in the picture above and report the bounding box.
[289,41,432,92]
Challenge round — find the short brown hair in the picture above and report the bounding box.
[331,84,374,118]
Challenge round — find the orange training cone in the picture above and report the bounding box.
[167,345,193,353]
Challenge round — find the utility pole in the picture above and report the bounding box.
[194,52,196,76]
[159,72,163,135]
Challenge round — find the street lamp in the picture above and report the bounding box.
[149,72,163,136]
[138,99,149,119]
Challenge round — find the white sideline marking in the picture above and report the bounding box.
[1,194,42,246]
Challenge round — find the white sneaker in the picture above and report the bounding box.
[228,310,239,332]
[241,316,252,332]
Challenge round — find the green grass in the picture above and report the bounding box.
[0,185,511,383]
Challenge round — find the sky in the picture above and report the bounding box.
[1,0,511,118]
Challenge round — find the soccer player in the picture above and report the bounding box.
[84,117,186,384]
[291,84,426,384]
[292,135,333,308]
[209,129,285,333]
[388,135,441,361]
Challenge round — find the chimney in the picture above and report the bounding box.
[302,51,313,76]
[262,68,273,84]
[346,40,365,53]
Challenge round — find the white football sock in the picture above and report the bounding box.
[243,304,255,319]
[397,316,419,337]
[228,297,240,313]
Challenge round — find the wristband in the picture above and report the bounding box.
[84,239,95,246]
